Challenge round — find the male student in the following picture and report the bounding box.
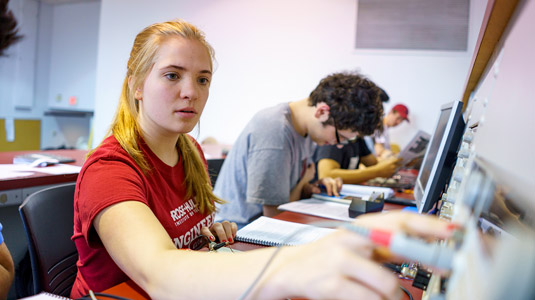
[315,137,401,184]
[373,103,410,158]
[214,72,384,227]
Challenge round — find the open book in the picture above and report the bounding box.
[19,291,70,299]
[235,216,334,246]
[397,130,431,167]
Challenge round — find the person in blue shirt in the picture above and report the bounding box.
[0,223,14,300]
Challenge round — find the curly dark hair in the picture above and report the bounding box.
[308,72,384,135]
[0,0,23,56]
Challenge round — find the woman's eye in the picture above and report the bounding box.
[198,77,210,85]
[165,73,179,80]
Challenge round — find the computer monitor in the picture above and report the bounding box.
[414,101,466,213]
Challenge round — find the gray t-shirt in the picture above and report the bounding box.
[214,103,315,226]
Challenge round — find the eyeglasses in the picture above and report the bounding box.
[333,119,357,145]
[188,234,232,252]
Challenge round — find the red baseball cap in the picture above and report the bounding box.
[392,104,409,122]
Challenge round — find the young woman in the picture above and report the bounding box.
[71,19,453,299]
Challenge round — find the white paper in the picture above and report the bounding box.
[29,164,81,175]
[236,216,334,246]
[0,164,35,179]
[340,184,394,199]
[279,198,355,222]
[0,163,80,179]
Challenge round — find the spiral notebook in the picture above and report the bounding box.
[20,291,71,299]
[235,216,334,246]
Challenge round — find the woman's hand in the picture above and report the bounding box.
[262,212,453,299]
[201,221,238,244]
[353,211,453,240]
[263,230,402,300]
[351,211,455,263]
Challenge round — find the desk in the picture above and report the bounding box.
[0,149,87,191]
[103,208,422,300]
[0,149,88,299]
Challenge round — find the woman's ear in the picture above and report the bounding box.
[128,76,143,100]
[134,88,143,101]
[314,102,330,122]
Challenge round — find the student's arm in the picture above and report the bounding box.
[289,163,316,203]
[95,201,418,300]
[262,205,279,217]
[360,153,378,167]
[318,156,401,184]
[0,243,14,300]
[263,163,318,217]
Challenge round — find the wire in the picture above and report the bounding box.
[88,290,97,300]
[400,285,414,300]
[77,292,134,300]
[237,219,454,299]
[236,244,285,300]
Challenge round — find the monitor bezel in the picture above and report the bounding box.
[414,101,465,213]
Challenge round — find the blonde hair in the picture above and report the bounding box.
[91,19,223,214]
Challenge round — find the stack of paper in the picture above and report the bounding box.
[313,184,394,202]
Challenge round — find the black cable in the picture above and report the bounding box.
[400,285,414,300]
[383,262,403,273]
[77,292,134,300]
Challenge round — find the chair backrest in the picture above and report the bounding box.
[207,158,225,187]
[19,182,78,297]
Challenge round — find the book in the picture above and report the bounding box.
[397,130,431,167]
[19,291,71,299]
[235,216,334,246]
[312,184,394,202]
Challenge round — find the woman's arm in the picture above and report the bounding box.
[94,201,417,300]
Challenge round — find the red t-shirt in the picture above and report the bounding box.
[71,135,215,298]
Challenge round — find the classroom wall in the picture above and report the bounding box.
[0,0,99,151]
[0,0,44,121]
[469,0,535,208]
[91,0,487,148]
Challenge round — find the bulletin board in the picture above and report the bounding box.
[0,119,41,151]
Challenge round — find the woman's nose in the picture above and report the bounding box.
[179,77,198,100]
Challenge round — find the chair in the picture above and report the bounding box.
[18,182,78,297]
[207,158,225,187]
